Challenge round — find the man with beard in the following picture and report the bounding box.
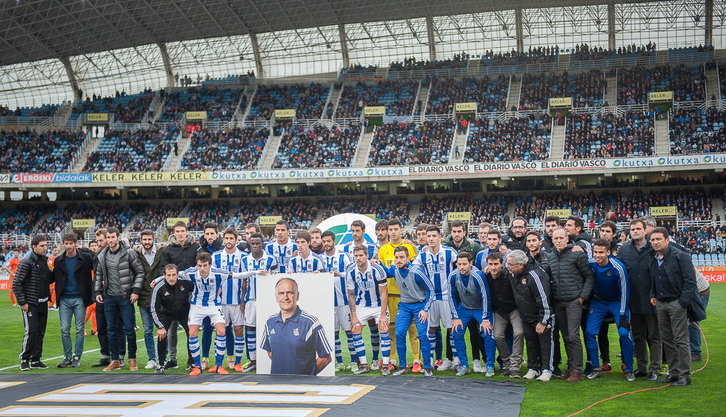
[134,229,167,370]
[309,228,325,255]
[502,217,528,251]
[542,216,560,252]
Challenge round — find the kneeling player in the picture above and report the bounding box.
[179,252,254,375]
[151,264,194,374]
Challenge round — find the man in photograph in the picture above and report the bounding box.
[260,277,332,375]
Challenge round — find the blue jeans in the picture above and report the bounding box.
[59,297,87,359]
[689,293,710,355]
[103,295,137,360]
[138,306,157,362]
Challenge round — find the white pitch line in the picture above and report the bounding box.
[0,329,186,371]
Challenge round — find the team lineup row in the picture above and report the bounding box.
[11,215,708,385]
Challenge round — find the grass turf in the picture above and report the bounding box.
[0,286,723,416]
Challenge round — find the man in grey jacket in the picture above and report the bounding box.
[94,227,145,372]
[547,228,594,382]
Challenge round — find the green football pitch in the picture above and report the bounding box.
[0,286,723,417]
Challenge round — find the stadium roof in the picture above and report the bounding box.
[1,0,656,67]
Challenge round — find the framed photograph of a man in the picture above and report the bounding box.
[257,273,335,376]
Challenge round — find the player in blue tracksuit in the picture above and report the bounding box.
[383,246,434,376]
[449,252,495,376]
[585,239,635,381]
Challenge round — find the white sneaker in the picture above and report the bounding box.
[370,360,381,371]
[472,359,484,373]
[144,360,158,369]
[438,358,454,371]
[523,369,540,380]
[537,370,553,382]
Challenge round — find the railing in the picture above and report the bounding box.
[0,115,54,126]
[244,119,272,129]
[109,122,142,131]
[667,50,715,64]
[387,67,469,80]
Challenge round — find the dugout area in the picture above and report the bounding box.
[0,374,525,417]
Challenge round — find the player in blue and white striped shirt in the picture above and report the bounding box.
[287,231,325,273]
[320,230,356,371]
[177,252,256,376]
[346,245,391,375]
[239,233,277,373]
[265,220,297,273]
[414,225,461,371]
[211,227,247,372]
[340,220,378,260]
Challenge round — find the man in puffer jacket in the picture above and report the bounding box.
[94,227,145,372]
[134,229,168,370]
[546,228,594,382]
[14,235,52,371]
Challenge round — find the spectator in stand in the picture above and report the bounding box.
[0,130,86,173]
[336,81,418,118]
[565,111,654,159]
[82,128,179,173]
[180,127,269,171]
[670,107,726,155]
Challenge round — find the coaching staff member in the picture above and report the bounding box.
[260,277,332,375]
[150,264,194,374]
[14,235,51,371]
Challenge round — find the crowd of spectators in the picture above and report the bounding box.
[426,75,509,114]
[35,203,141,234]
[672,226,723,254]
[0,104,58,118]
[335,80,419,118]
[415,194,511,227]
[187,201,232,231]
[128,203,184,232]
[564,110,654,159]
[342,64,379,74]
[720,64,726,100]
[233,200,318,230]
[320,197,411,224]
[612,188,712,222]
[0,206,50,235]
[0,130,85,173]
[390,54,469,71]
[82,128,179,172]
[464,113,552,162]
[72,91,152,123]
[112,94,153,123]
[570,42,656,61]
[0,105,14,117]
[159,87,241,122]
[367,120,454,166]
[670,107,726,155]
[273,123,362,168]
[617,64,705,105]
[519,70,605,109]
[247,83,329,121]
[479,46,558,67]
[180,127,269,171]
[513,191,616,226]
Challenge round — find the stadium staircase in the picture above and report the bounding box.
[448,124,469,164]
[163,130,189,171]
[604,72,617,106]
[240,85,257,123]
[407,202,421,229]
[148,94,165,125]
[259,122,283,169]
[655,115,670,156]
[506,76,522,111]
[557,54,570,71]
[416,83,431,118]
[69,135,103,173]
[122,213,145,235]
[352,130,374,168]
[712,197,724,221]
[549,121,566,160]
[705,67,721,101]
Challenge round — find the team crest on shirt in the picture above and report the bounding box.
[606,271,611,276]
[521,278,527,284]
[293,328,300,336]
